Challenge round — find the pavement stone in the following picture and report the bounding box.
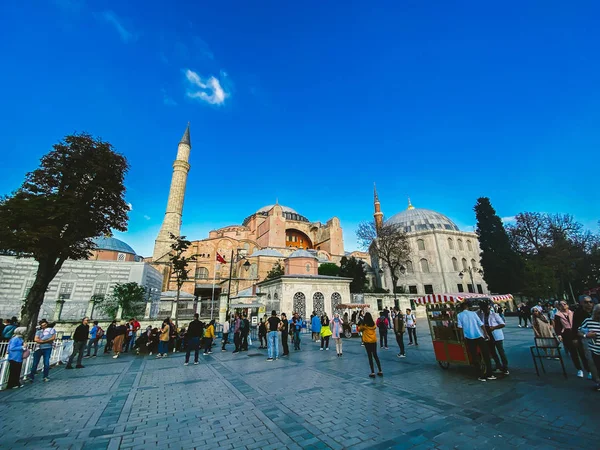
[0,318,597,449]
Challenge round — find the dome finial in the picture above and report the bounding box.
[408,197,415,210]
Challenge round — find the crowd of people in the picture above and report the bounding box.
[3,295,600,391]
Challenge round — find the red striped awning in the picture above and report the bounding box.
[414,293,513,305]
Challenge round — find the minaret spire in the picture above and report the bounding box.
[373,183,383,232]
[153,123,192,262]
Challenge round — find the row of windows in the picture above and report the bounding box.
[401,283,483,295]
[451,258,478,271]
[386,256,478,275]
[24,280,112,300]
[417,238,475,252]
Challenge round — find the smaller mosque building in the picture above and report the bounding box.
[0,237,162,321]
[372,190,488,296]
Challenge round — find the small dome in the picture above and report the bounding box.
[92,236,137,255]
[385,208,459,233]
[288,249,316,259]
[249,248,284,257]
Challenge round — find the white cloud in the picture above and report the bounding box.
[143,215,151,221]
[100,10,136,43]
[127,202,133,211]
[184,69,228,105]
[161,88,177,106]
[501,216,516,223]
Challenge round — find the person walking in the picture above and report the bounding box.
[185,314,202,365]
[479,303,509,375]
[579,304,600,391]
[555,300,591,378]
[392,307,406,358]
[27,319,56,382]
[280,313,290,357]
[266,310,281,361]
[66,317,89,369]
[85,321,102,358]
[331,313,344,357]
[457,302,495,382]
[240,315,250,351]
[376,311,389,349]
[292,313,303,351]
[157,319,170,358]
[7,327,28,389]
[406,308,418,346]
[221,318,230,352]
[357,312,383,378]
[258,316,267,349]
[111,321,127,359]
[311,313,322,343]
[320,314,332,351]
[203,320,216,355]
[232,313,242,354]
[104,320,117,354]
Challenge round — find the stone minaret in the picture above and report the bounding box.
[373,183,383,232]
[152,123,191,262]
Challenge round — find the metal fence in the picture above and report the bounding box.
[0,341,71,391]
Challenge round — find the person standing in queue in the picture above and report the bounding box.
[457,302,495,382]
[280,313,290,357]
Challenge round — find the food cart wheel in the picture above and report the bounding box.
[438,361,450,370]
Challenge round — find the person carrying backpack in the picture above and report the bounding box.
[376,311,389,349]
[85,321,103,358]
[2,319,16,341]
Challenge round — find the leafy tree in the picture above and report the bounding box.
[265,261,285,279]
[357,220,410,295]
[318,263,340,277]
[474,197,523,294]
[0,133,129,337]
[98,282,146,319]
[339,256,368,293]
[168,233,196,319]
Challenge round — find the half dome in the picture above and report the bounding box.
[288,249,316,259]
[249,248,284,257]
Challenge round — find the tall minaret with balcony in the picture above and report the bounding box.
[152,123,191,262]
[373,183,383,232]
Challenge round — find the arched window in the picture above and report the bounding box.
[195,267,209,279]
[313,292,325,315]
[457,239,464,251]
[452,257,459,271]
[462,258,468,271]
[405,260,413,273]
[471,259,477,269]
[467,240,473,252]
[331,292,342,313]
[420,258,430,273]
[417,239,425,251]
[448,238,454,250]
[293,292,306,318]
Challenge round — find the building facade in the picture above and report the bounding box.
[371,190,488,297]
[0,237,162,321]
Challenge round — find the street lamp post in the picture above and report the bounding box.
[225,249,251,317]
[459,267,484,294]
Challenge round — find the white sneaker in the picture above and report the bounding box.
[194,362,199,365]
[577,370,584,378]
[588,372,593,380]
[112,354,119,359]
[184,362,189,366]
[320,348,323,351]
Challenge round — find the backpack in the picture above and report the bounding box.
[96,327,104,338]
[2,324,16,339]
[377,318,387,330]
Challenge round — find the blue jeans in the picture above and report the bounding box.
[268,331,279,359]
[158,341,169,355]
[29,347,52,379]
[294,330,301,350]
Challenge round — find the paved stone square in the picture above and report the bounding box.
[0,318,597,450]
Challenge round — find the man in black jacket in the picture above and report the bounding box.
[241,314,250,351]
[104,320,117,354]
[185,314,203,365]
[67,317,90,369]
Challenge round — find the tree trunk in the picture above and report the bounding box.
[21,256,65,340]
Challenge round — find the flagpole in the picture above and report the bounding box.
[210,258,217,320]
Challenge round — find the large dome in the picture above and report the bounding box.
[386,208,459,233]
[256,204,299,215]
[243,204,309,225]
[92,236,137,255]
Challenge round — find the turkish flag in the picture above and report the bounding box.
[216,252,227,264]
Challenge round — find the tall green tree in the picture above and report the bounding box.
[318,263,340,277]
[357,220,410,294]
[0,133,129,337]
[265,261,285,279]
[98,282,146,319]
[339,256,368,293]
[474,197,523,294]
[168,233,196,320]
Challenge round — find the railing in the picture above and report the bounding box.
[0,341,71,391]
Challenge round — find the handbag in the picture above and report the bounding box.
[22,348,31,359]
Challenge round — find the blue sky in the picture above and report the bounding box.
[1,1,599,256]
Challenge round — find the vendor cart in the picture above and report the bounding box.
[334,303,371,338]
[415,293,513,370]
